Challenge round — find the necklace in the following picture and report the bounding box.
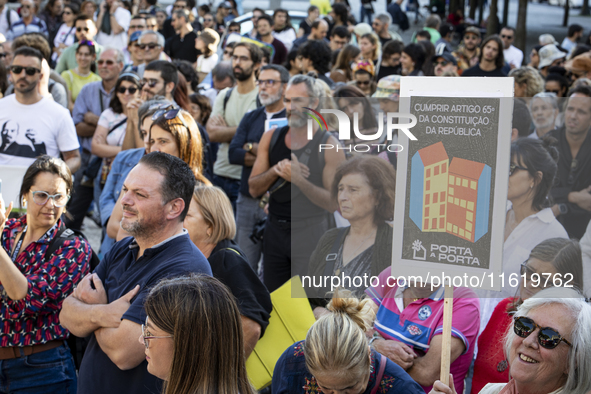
[335,230,376,275]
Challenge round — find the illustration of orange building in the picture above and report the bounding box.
[409,142,450,232]
[410,143,491,243]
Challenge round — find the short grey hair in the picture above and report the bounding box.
[530,92,559,111]
[375,13,392,26]
[425,14,441,29]
[101,47,125,64]
[211,61,235,84]
[504,287,591,394]
[173,9,189,21]
[287,74,324,100]
[139,30,165,47]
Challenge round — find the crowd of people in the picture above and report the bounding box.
[1,0,591,393]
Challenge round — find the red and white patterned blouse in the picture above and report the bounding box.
[0,216,90,347]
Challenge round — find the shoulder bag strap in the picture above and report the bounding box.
[370,355,388,394]
[322,227,348,277]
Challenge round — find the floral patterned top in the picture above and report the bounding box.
[271,340,425,394]
[0,216,90,347]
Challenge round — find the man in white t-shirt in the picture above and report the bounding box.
[0,46,80,171]
[501,27,523,69]
[0,0,19,38]
[95,0,131,52]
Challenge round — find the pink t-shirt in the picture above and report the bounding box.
[366,267,480,393]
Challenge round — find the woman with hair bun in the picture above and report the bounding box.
[272,290,424,394]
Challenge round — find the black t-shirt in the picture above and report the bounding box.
[378,35,392,48]
[376,64,401,81]
[299,19,312,36]
[461,64,507,77]
[209,239,272,335]
[164,31,201,63]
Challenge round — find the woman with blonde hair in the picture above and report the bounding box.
[141,274,256,394]
[272,290,424,394]
[183,186,272,359]
[509,66,545,99]
[359,33,381,64]
[196,28,220,79]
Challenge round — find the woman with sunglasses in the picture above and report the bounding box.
[91,72,141,194]
[61,39,101,111]
[471,238,583,394]
[140,274,256,394]
[52,2,78,64]
[0,156,91,392]
[432,287,591,394]
[478,137,569,333]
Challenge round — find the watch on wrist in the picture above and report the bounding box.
[558,203,568,215]
[245,142,253,152]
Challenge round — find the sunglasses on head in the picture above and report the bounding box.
[77,27,90,32]
[139,43,160,50]
[10,65,40,76]
[118,86,138,94]
[152,108,187,125]
[514,316,572,349]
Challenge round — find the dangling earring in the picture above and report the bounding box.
[22,199,27,208]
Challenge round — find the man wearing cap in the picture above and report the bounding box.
[291,19,328,51]
[374,75,400,168]
[452,26,480,73]
[124,30,144,70]
[433,53,458,76]
[565,53,591,82]
[538,44,566,78]
[500,27,522,69]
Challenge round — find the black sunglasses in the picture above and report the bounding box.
[118,86,138,94]
[509,163,528,176]
[140,78,159,88]
[10,65,41,76]
[76,27,90,32]
[514,316,572,349]
[0,53,6,58]
[152,108,187,126]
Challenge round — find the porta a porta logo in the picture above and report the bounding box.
[303,107,418,141]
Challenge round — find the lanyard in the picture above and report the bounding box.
[99,89,105,113]
[10,225,27,261]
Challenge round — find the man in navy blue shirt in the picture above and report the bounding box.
[60,151,212,394]
[229,64,288,271]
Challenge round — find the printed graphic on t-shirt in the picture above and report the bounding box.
[0,120,47,158]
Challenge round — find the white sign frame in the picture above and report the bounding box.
[392,77,514,291]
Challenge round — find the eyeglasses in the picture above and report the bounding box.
[434,61,449,67]
[118,86,138,94]
[501,34,513,39]
[141,318,172,349]
[140,78,159,88]
[76,27,90,32]
[509,163,528,176]
[513,316,572,349]
[519,262,554,289]
[31,191,69,207]
[10,65,41,76]
[257,79,282,87]
[139,43,160,50]
[97,59,115,66]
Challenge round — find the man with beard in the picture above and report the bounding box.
[0,46,80,171]
[249,75,346,292]
[461,35,507,77]
[61,152,211,394]
[206,42,261,211]
[228,65,289,272]
[55,14,103,74]
[452,26,480,74]
[549,86,591,239]
[256,14,287,65]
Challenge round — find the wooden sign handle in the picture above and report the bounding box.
[440,285,454,386]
